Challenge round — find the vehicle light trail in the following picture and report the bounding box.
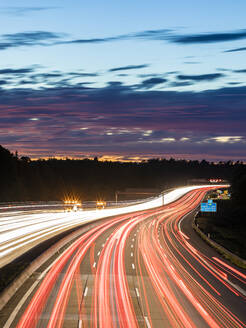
[3,185,245,328]
[0,184,224,268]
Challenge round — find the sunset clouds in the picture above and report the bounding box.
[0,1,246,160]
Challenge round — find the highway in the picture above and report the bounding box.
[1,186,245,327]
[0,185,218,268]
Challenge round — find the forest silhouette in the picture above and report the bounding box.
[1,144,245,202]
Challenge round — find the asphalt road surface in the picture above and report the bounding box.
[1,186,245,328]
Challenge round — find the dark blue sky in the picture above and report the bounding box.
[0,1,246,161]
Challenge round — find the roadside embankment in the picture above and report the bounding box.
[193,201,246,269]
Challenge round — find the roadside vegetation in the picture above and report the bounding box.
[197,170,246,260]
[0,144,245,202]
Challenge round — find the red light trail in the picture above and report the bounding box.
[14,187,246,328]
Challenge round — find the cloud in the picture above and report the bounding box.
[1,82,246,160]
[109,64,149,72]
[137,74,161,78]
[177,73,224,81]
[0,7,59,16]
[172,29,246,44]
[216,68,231,72]
[59,29,172,46]
[0,31,64,51]
[33,73,63,78]
[0,66,99,87]
[58,28,246,47]
[3,31,62,42]
[2,28,246,53]
[210,136,243,143]
[224,47,246,53]
[139,77,167,89]
[117,74,128,77]
[233,69,246,73]
[60,37,116,45]
[130,29,172,40]
[169,81,193,87]
[183,61,200,64]
[68,72,99,77]
[160,138,175,142]
[0,68,34,75]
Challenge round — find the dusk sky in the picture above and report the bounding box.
[1,1,246,161]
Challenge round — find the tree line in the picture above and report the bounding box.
[0,145,245,202]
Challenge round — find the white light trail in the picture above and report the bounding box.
[0,185,226,268]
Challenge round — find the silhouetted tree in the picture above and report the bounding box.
[0,144,245,202]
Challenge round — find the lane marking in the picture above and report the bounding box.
[212,257,246,280]
[132,263,135,270]
[78,320,82,328]
[97,251,100,256]
[135,287,140,297]
[131,244,134,248]
[131,252,133,257]
[84,286,88,297]
[93,262,96,268]
[226,280,246,297]
[144,316,151,328]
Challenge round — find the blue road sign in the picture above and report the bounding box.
[201,201,217,212]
